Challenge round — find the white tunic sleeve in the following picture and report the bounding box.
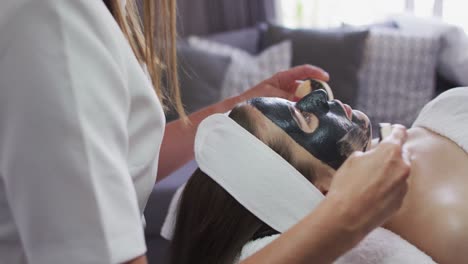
[0,1,146,263]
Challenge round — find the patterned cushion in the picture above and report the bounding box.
[392,14,468,87]
[356,29,440,131]
[188,36,292,99]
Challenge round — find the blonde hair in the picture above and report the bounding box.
[106,0,185,118]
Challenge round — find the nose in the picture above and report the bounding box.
[314,88,330,100]
[302,89,329,102]
[296,89,329,112]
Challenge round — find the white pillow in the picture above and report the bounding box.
[188,36,292,99]
[356,28,439,129]
[392,14,468,86]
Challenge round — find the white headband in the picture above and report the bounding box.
[161,114,324,239]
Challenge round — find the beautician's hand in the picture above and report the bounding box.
[327,125,411,238]
[239,65,329,101]
[242,126,411,264]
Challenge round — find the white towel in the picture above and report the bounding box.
[161,114,325,240]
[237,228,436,264]
[413,87,468,153]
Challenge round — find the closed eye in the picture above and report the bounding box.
[289,105,318,133]
[302,112,314,124]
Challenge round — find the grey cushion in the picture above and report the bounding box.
[206,26,261,55]
[188,37,292,99]
[166,43,231,121]
[392,14,468,87]
[261,24,369,106]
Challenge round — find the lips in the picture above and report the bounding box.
[334,99,353,120]
[343,104,353,119]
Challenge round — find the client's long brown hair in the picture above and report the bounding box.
[170,169,275,264]
[169,105,317,264]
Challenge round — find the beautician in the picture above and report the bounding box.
[0,0,410,264]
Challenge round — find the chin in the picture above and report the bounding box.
[352,110,373,150]
[352,110,370,126]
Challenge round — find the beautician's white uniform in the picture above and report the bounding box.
[0,0,164,263]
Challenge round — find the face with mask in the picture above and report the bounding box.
[248,89,372,170]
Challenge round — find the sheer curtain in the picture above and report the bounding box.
[276,0,468,32]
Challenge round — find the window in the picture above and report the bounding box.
[276,0,468,32]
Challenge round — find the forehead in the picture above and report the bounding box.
[251,97,293,106]
[248,97,297,123]
[247,97,296,114]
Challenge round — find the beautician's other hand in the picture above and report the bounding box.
[327,125,411,239]
[239,65,329,101]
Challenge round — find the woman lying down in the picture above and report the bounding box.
[163,82,468,264]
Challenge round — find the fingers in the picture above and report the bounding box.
[327,124,412,236]
[275,65,329,93]
[273,89,295,101]
[383,124,408,146]
[378,143,411,182]
[363,125,411,186]
[386,176,409,221]
[380,181,408,228]
[374,125,408,160]
[394,180,409,207]
[374,124,412,166]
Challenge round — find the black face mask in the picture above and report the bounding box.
[249,89,371,169]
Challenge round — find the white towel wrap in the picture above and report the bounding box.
[413,87,468,153]
[161,113,325,239]
[237,228,435,264]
